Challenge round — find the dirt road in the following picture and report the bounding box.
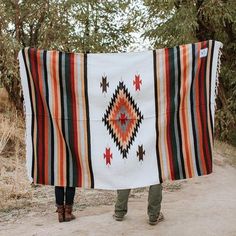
[0,153,236,236]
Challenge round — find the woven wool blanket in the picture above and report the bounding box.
[18,40,222,189]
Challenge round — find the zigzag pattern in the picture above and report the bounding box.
[102,81,144,158]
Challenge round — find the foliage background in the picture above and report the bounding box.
[0,0,235,145]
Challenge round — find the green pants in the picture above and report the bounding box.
[114,184,162,218]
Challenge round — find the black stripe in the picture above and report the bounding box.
[22,49,35,180]
[153,50,163,183]
[58,52,71,186]
[65,53,77,186]
[169,47,180,179]
[176,46,186,179]
[84,53,94,188]
[190,43,201,175]
[203,41,212,173]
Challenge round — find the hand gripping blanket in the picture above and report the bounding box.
[18,40,222,189]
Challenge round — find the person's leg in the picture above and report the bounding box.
[55,186,65,205]
[148,184,164,225]
[114,189,131,220]
[65,187,76,221]
[55,186,65,222]
[65,187,76,205]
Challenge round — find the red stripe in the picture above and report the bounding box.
[37,50,49,185]
[194,43,207,174]
[37,50,48,184]
[30,48,44,184]
[181,45,193,178]
[199,41,212,173]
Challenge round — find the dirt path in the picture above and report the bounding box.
[1,154,236,236]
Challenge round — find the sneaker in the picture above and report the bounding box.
[113,213,124,221]
[149,212,164,225]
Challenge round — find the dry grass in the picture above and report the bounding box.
[0,88,11,113]
[214,140,236,167]
[0,110,57,223]
[0,116,15,154]
[0,111,32,213]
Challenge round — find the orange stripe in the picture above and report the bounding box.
[50,51,58,184]
[80,54,91,187]
[185,45,195,176]
[51,51,64,186]
[180,45,192,178]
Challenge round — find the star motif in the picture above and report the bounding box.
[137,145,145,161]
[104,148,112,165]
[133,74,142,91]
[100,76,109,93]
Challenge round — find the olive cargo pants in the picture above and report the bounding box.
[114,184,162,218]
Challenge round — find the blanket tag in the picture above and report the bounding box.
[200,48,208,58]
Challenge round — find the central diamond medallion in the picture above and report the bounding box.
[102,82,144,158]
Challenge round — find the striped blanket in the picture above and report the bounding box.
[18,40,222,189]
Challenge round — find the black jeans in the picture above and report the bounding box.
[55,186,76,205]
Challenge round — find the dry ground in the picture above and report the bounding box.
[0,151,236,236]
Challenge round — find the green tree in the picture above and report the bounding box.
[142,0,236,144]
[0,0,135,110]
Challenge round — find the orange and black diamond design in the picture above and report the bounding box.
[102,81,144,158]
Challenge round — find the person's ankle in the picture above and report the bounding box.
[148,212,164,225]
[113,213,124,221]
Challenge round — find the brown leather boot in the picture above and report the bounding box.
[65,204,76,222]
[56,205,65,223]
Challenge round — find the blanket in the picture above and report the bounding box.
[18,40,222,189]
